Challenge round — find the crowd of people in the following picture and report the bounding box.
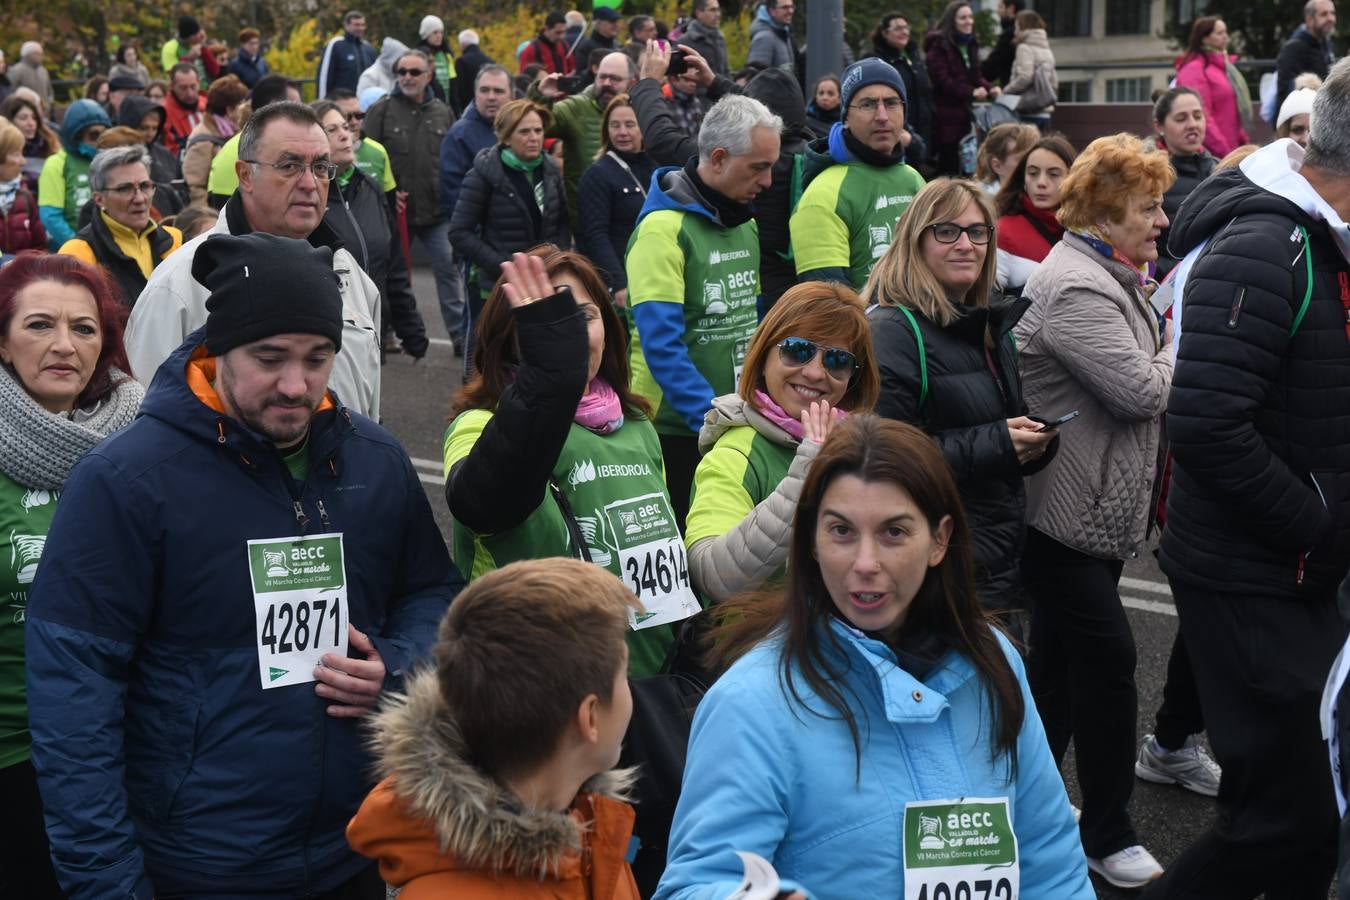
[0,2,1349,900]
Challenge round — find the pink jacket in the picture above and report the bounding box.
[1175,52,1248,158]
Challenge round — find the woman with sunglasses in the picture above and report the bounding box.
[686,282,878,602]
[862,178,1054,637]
[443,248,696,679]
[656,416,1093,899]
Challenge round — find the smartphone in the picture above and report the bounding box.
[556,75,584,94]
[668,47,690,77]
[1035,410,1080,432]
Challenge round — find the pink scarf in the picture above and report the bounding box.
[213,114,238,138]
[575,378,624,434]
[753,389,847,440]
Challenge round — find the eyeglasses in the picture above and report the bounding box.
[241,158,338,182]
[395,67,427,77]
[104,180,156,198]
[777,337,858,380]
[345,111,365,122]
[928,222,993,244]
[850,97,904,114]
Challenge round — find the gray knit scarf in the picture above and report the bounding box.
[0,363,144,489]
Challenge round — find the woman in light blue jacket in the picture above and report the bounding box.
[655,415,1093,900]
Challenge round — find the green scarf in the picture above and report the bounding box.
[501,147,546,213]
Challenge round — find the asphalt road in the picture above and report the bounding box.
[382,268,1320,898]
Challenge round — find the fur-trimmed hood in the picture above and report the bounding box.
[347,668,640,896]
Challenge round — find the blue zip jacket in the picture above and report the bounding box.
[655,619,1093,900]
[439,103,496,218]
[25,330,461,899]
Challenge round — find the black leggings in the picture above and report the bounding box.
[1022,528,1139,858]
[0,759,65,899]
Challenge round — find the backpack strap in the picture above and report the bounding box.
[897,305,928,408]
[1290,224,1313,337]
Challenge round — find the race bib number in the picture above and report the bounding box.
[604,493,700,631]
[247,533,349,690]
[903,798,1019,900]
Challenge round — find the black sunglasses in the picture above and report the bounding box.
[395,67,427,77]
[777,337,857,380]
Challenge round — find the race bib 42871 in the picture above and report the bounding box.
[247,533,349,690]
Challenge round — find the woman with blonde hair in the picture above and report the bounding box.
[863,177,1055,636]
[686,281,879,602]
[1014,132,1175,889]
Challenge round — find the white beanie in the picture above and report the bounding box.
[420,15,445,40]
[20,41,42,60]
[1277,87,1316,130]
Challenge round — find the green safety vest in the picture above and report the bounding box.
[443,410,692,677]
[790,160,926,289]
[38,151,92,233]
[626,209,761,435]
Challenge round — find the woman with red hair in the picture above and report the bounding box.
[0,251,143,898]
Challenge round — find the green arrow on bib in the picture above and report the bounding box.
[269,667,289,682]
[634,611,657,625]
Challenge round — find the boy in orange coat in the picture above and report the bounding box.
[347,557,642,899]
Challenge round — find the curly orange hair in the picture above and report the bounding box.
[1056,132,1175,231]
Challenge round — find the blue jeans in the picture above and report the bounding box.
[412,219,464,342]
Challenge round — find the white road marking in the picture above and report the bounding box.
[1122,595,1176,617]
[410,457,443,472]
[1121,576,1173,597]
[418,473,442,487]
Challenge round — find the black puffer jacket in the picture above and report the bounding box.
[448,146,570,297]
[1160,161,1350,597]
[1157,150,1216,280]
[576,149,655,293]
[870,297,1055,607]
[326,167,428,358]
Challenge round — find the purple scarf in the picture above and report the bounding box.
[753,389,847,440]
[576,378,624,435]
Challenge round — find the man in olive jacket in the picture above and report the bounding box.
[363,49,461,346]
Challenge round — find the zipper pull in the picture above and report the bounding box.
[293,500,311,531]
[1297,551,1308,586]
[316,499,331,530]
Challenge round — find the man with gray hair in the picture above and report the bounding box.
[454,29,495,111]
[58,145,183,304]
[1146,56,1350,899]
[9,41,52,110]
[124,101,383,418]
[625,93,781,527]
[1276,0,1337,114]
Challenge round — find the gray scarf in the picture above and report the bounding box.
[0,363,144,489]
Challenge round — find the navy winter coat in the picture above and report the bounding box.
[25,330,460,899]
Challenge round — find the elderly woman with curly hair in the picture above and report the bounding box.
[1013,132,1175,890]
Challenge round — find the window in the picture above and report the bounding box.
[1106,0,1151,35]
[1058,80,1092,103]
[1169,0,1210,28]
[1041,0,1091,37]
[1105,76,1152,102]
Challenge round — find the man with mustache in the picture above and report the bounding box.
[25,231,459,899]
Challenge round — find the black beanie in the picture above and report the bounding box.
[179,15,202,40]
[195,233,344,356]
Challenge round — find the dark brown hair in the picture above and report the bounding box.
[435,558,639,778]
[0,95,57,157]
[994,133,1077,217]
[736,281,879,413]
[709,415,1025,779]
[454,246,651,420]
[1184,16,1223,59]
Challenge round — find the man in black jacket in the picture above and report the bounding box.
[572,7,622,87]
[454,31,495,113]
[1277,0,1337,114]
[981,1,1020,85]
[1147,59,1350,900]
[317,10,378,98]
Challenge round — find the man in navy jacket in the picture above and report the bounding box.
[25,232,462,900]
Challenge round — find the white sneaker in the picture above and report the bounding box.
[1086,845,1163,889]
[1135,733,1221,797]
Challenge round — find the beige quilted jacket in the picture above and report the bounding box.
[1014,235,1173,559]
[1005,29,1057,115]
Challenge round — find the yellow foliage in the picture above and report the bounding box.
[265,18,327,100]
[472,2,754,74]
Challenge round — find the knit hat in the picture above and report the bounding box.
[1277,87,1316,131]
[195,234,344,356]
[839,57,906,113]
[420,15,445,40]
[178,15,202,40]
[108,74,146,92]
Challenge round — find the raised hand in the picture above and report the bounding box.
[499,252,555,309]
[801,400,839,445]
